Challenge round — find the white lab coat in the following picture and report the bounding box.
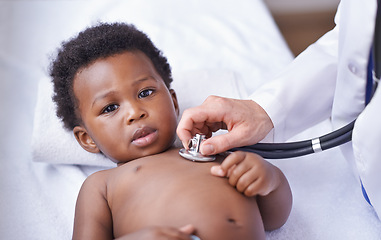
[251,0,381,218]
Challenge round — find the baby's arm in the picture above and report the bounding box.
[72,171,113,240]
[211,152,292,231]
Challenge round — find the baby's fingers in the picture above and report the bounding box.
[233,168,259,195]
[218,162,256,194]
[179,224,195,235]
[221,151,246,174]
[210,152,245,177]
[244,163,279,197]
[242,174,271,197]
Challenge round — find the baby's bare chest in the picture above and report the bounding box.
[108,156,222,208]
[105,152,259,237]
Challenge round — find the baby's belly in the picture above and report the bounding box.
[110,153,265,239]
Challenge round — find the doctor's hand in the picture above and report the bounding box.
[177,96,274,155]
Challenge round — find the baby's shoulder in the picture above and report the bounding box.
[80,168,114,194]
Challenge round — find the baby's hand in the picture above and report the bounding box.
[116,224,196,240]
[211,151,280,197]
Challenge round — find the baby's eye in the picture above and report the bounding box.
[102,104,119,114]
[138,89,154,98]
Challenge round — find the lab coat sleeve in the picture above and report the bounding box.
[352,84,381,219]
[250,27,339,142]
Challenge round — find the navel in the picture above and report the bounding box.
[227,218,237,224]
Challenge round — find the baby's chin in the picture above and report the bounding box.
[114,143,176,165]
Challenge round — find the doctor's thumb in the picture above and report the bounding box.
[201,134,237,155]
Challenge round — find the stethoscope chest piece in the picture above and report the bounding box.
[179,148,216,162]
[179,134,216,162]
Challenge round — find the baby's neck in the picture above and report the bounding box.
[116,146,179,167]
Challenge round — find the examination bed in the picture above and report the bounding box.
[1,0,381,239]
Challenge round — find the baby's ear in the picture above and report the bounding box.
[73,126,100,153]
[169,89,180,116]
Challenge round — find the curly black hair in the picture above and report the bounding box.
[50,22,173,131]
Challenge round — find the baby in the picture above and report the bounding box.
[50,22,292,240]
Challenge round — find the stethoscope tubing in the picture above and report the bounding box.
[236,120,355,151]
[230,120,355,159]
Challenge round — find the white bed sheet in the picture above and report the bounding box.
[1,0,381,239]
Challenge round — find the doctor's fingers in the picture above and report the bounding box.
[202,102,273,154]
[199,134,229,155]
[177,104,227,147]
[192,121,226,139]
[200,124,262,155]
[177,95,234,130]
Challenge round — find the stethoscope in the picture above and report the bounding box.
[180,2,380,161]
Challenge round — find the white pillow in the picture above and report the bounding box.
[31,69,247,166]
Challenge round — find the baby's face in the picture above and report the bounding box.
[73,51,179,163]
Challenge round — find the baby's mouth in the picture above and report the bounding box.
[131,127,158,147]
